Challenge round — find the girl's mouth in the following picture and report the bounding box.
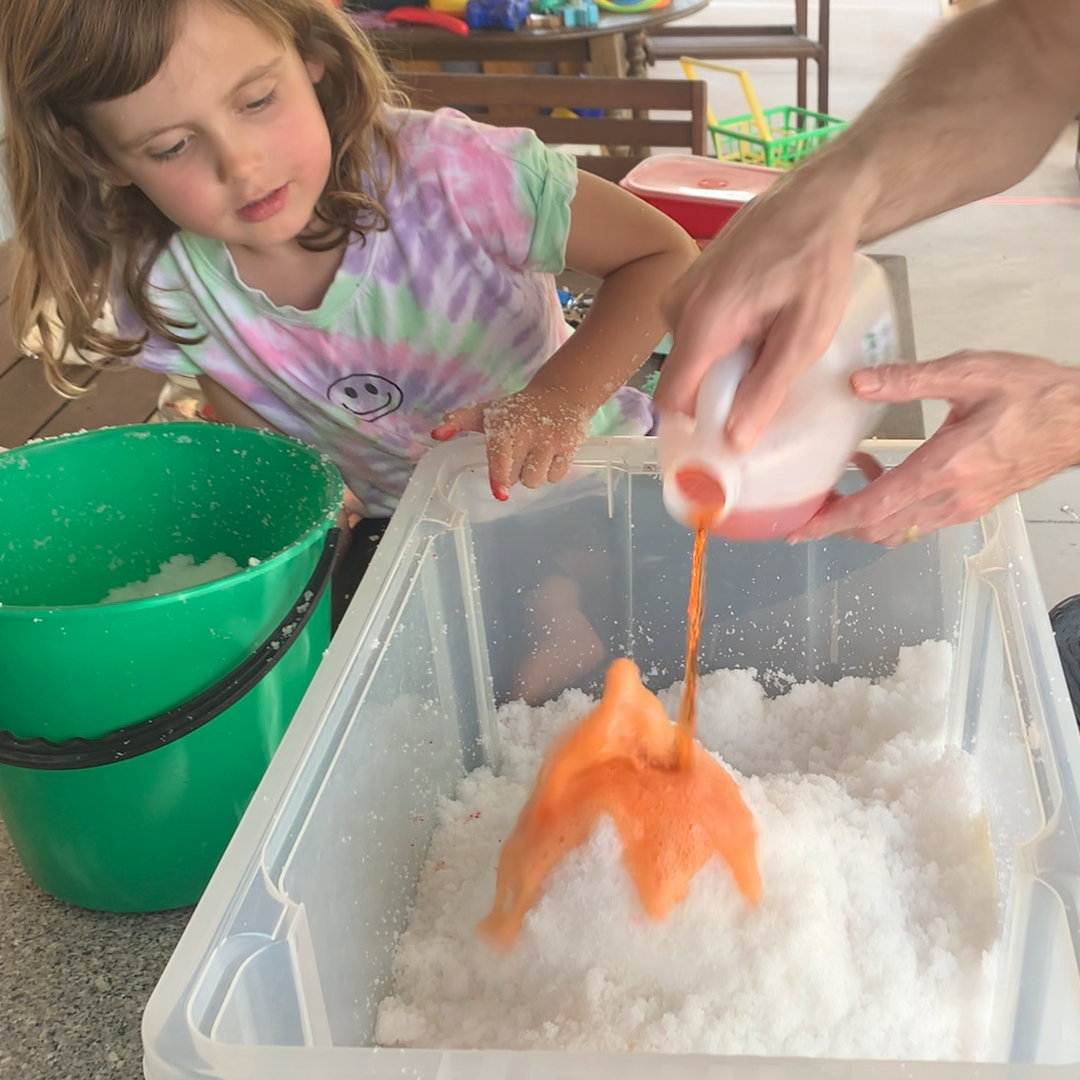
[237,185,288,223]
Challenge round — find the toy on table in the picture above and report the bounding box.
[557,288,593,327]
[593,0,669,10]
[530,0,598,25]
[384,6,471,32]
[466,0,530,30]
[560,0,599,26]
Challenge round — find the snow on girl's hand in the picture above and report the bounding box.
[432,386,591,501]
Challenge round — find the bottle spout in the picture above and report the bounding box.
[674,465,727,521]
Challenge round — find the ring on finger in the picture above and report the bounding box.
[903,525,921,544]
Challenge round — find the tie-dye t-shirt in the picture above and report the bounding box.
[120,107,653,516]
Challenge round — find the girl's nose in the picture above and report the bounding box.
[216,130,263,185]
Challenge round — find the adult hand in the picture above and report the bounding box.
[655,163,870,451]
[431,386,591,501]
[788,351,1080,547]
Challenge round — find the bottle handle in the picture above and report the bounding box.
[694,345,754,438]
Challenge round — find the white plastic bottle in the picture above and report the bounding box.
[658,253,898,540]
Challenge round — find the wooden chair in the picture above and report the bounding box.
[644,0,831,116]
[396,72,707,183]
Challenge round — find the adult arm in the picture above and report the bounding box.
[656,0,1080,447]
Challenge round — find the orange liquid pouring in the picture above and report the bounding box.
[675,516,709,770]
[479,517,761,949]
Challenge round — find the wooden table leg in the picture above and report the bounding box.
[586,32,628,78]
[625,30,651,158]
[625,30,648,79]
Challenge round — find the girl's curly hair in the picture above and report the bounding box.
[0,0,399,394]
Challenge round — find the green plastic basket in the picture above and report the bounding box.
[709,105,848,169]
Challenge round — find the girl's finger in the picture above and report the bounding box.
[520,446,554,489]
[486,428,515,500]
[547,449,573,485]
[432,404,485,440]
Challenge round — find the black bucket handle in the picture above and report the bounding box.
[0,528,340,772]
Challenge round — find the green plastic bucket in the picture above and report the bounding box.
[0,424,343,912]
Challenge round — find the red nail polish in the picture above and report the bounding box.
[492,483,509,502]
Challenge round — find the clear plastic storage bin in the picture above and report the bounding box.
[143,437,1080,1080]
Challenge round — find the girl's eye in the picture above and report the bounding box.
[244,90,276,113]
[150,137,190,162]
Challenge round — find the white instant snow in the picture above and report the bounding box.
[376,641,1001,1059]
[102,553,242,603]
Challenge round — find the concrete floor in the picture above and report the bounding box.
[868,127,1080,377]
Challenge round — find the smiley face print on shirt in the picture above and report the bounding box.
[328,374,404,422]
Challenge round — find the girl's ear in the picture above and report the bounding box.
[62,125,133,187]
[305,58,326,85]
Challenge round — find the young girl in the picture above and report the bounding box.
[1,0,697,625]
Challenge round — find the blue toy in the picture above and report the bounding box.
[560,0,599,26]
[465,0,530,30]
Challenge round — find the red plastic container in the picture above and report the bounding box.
[619,155,782,241]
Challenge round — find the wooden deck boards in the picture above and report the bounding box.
[0,320,163,449]
[0,244,165,449]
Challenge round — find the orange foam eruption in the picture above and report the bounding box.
[479,657,762,949]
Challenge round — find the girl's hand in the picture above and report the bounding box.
[334,487,366,556]
[432,386,591,501]
[788,351,1080,546]
[342,487,365,528]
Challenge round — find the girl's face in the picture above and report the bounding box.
[84,0,333,253]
